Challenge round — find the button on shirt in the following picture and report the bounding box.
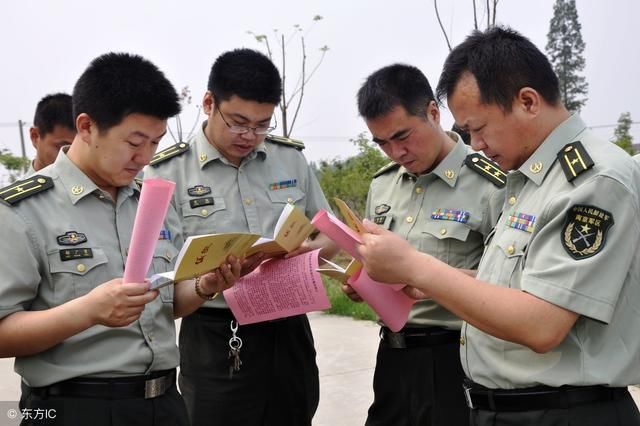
[0,150,183,387]
[145,123,332,309]
[462,114,640,389]
[367,133,504,329]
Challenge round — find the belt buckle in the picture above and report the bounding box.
[144,376,167,399]
[386,331,407,348]
[463,383,475,409]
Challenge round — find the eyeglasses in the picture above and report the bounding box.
[217,107,277,135]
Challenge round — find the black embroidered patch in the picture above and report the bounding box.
[187,185,211,197]
[375,204,391,215]
[561,205,613,260]
[190,197,214,209]
[60,248,94,261]
[57,231,87,246]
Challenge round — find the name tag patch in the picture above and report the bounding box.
[431,208,470,223]
[60,248,93,261]
[190,197,214,209]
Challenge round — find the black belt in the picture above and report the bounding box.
[380,326,460,348]
[25,369,175,400]
[463,379,628,411]
[193,307,289,323]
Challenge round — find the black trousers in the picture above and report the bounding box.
[178,311,319,426]
[365,328,469,426]
[19,382,188,426]
[469,390,640,426]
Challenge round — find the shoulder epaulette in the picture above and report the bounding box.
[557,141,594,182]
[149,142,190,166]
[464,153,507,188]
[0,175,54,205]
[265,134,305,150]
[134,177,143,189]
[373,162,400,178]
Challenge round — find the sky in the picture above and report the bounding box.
[1,0,639,180]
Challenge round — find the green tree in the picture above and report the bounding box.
[546,0,588,112]
[317,133,388,219]
[248,15,329,138]
[612,112,635,155]
[0,148,30,184]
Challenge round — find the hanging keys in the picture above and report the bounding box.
[228,320,243,378]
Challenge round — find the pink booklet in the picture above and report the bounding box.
[348,268,415,332]
[224,249,331,325]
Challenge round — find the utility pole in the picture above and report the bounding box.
[18,119,26,158]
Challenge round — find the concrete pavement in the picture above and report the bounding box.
[1,313,638,425]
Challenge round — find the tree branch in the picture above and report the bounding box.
[288,37,307,136]
[434,0,453,51]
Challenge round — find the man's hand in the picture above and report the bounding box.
[240,252,266,276]
[341,283,363,302]
[356,219,418,284]
[85,278,158,327]
[199,255,242,294]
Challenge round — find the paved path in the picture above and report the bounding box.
[0,313,638,426]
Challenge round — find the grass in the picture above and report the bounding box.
[322,275,377,322]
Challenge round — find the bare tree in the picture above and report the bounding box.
[248,15,329,138]
[167,86,201,143]
[434,0,500,51]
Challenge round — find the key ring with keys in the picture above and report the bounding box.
[229,320,243,350]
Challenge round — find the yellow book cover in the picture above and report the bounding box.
[316,257,362,281]
[333,198,366,234]
[151,232,260,287]
[246,203,315,256]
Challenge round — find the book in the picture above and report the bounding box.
[333,197,367,234]
[316,257,362,281]
[245,203,316,256]
[150,232,260,289]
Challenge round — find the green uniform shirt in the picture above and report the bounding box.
[144,122,332,309]
[462,114,640,388]
[367,132,504,329]
[0,149,183,387]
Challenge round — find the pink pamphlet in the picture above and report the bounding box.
[123,178,176,284]
[348,268,415,332]
[311,209,404,291]
[224,249,331,325]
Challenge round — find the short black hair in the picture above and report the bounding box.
[357,64,435,120]
[436,26,561,111]
[72,52,181,132]
[207,48,281,105]
[33,93,74,136]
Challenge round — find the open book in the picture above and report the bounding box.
[245,203,315,256]
[316,257,362,281]
[150,232,260,289]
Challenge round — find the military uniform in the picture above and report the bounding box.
[365,132,505,426]
[145,122,332,426]
[462,115,640,425]
[0,149,188,426]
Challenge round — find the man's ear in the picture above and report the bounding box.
[29,127,40,148]
[516,87,541,116]
[76,113,93,143]
[426,100,440,124]
[203,91,215,115]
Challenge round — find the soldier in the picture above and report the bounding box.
[0,52,240,426]
[356,27,640,426]
[346,64,504,426]
[145,48,338,426]
[27,93,76,174]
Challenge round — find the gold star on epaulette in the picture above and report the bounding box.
[557,141,594,182]
[149,142,190,167]
[0,175,54,205]
[464,154,507,188]
[264,134,305,150]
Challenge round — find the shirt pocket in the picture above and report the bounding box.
[48,248,109,304]
[267,187,306,211]
[151,241,179,303]
[421,221,477,266]
[181,196,228,235]
[483,229,528,288]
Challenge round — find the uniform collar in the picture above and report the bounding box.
[53,148,138,205]
[398,131,466,187]
[519,114,587,186]
[195,121,267,169]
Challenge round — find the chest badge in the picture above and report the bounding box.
[431,208,470,224]
[57,231,88,246]
[374,204,391,215]
[269,179,297,190]
[562,205,613,260]
[187,185,211,197]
